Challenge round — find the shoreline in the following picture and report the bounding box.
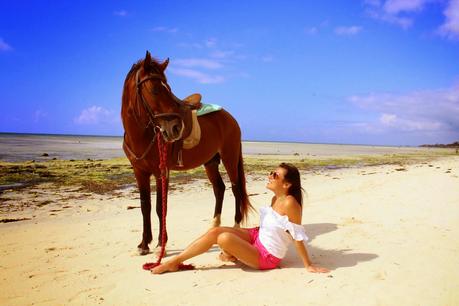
[1,133,455,163]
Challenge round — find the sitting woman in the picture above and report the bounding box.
[151,162,329,274]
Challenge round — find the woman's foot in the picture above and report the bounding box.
[150,259,180,274]
[218,251,237,262]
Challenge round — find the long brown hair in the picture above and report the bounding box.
[279,162,303,206]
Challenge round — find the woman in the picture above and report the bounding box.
[151,163,329,274]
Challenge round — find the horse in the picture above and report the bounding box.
[121,51,252,255]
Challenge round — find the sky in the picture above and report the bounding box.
[0,0,458,146]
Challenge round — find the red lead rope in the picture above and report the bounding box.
[142,132,194,272]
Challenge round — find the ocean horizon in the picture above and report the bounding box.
[0,132,438,163]
[0,132,420,147]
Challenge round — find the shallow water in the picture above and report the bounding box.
[0,133,437,162]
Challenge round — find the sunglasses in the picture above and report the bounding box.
[269,171,280,180]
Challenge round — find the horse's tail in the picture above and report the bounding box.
[237,147,254,223]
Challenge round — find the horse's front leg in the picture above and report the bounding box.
[134,169,152,255]
[155,175,169,251]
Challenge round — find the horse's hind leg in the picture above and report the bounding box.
[220,146,243,227]
[204,154,225,227]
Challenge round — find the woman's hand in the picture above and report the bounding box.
[306,265,330,273]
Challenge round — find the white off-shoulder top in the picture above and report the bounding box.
[258,206,309,259]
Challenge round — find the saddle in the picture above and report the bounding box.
[171,93,225,167]
[182,93,202,110]
[170,93,203,167]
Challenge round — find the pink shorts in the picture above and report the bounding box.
[248,227,281,270]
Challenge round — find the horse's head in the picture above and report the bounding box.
[128,51,186,142]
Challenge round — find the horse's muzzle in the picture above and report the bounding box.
[160,118,184,142]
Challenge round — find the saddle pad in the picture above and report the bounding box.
[197,103,222,116]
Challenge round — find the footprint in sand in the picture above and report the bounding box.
[340,217,363,226]
[374,271,387,280]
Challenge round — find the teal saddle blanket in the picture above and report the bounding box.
[196,103,222,116]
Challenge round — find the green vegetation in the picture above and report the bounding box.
[245,150,456,173]
[0,149,455,194]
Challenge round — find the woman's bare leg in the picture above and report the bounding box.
[216,232,259,269]
[151,227,256,274]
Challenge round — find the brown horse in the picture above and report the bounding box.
[121,51,252,255]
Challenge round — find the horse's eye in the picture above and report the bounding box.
[152,85,160,95]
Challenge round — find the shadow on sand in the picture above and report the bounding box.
[147,223,378,272]
[282,223,378,270]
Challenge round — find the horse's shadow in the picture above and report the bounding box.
[281,223,378,270]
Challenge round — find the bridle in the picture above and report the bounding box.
[123,68,186,162]
[135,68,184,131]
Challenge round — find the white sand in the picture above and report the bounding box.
[1,156,458,306]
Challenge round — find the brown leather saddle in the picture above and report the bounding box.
[171,93,203,167]
[182,93,202,110]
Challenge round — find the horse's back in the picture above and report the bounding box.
[198,108,241,139]
[173,109,241,170]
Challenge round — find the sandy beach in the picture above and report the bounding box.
[1,148,458,305]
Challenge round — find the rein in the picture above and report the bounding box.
[122,132,157,161]
[142,133,194,272]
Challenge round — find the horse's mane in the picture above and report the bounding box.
[124,57,165,83]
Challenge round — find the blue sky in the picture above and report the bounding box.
[1,0,458,146]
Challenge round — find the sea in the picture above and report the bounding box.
[0,133,433,162]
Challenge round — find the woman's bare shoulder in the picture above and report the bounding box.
[284,196,302,224]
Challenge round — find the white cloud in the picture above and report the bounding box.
[364,0,382,6]
[348,84,459,134]
[33,110,48,123]
[74,106,117,125]
[210,50,235,59]
[114,10,128,17]
[366,9,413,29]
[363,0,432,29]
[0,38,13,51]
[261,55,274,62]
[178,42,203,49]
[365,0,459,36]
[174,58,223,69]
[174,38,246,84]
[380,113,397,125]
[151,26,178,33]
[305,27,318,35]
[334,26,363,35]
[383,0,430,14]
[438,0,459,39]
[169,68,224,84]
[205,38,217,48]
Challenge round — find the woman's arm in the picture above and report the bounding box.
[284,197,329,273]
[294,240,329,273]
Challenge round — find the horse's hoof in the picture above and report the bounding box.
[233,223,241,228]
[211,216,221,228]
[138,248,150,256]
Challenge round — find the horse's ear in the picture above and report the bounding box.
[144,51,152,71]
[159,58,169,72]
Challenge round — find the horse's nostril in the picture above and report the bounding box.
[172,124,181,136]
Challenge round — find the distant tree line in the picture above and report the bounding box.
[420,141,459,148]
